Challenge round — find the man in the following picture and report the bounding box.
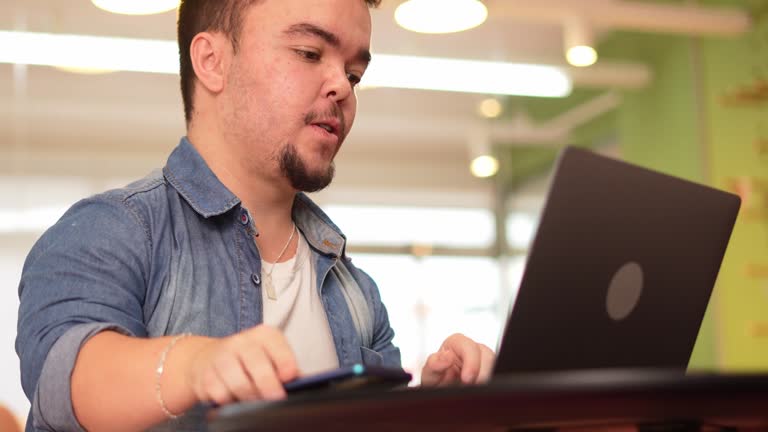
[16,0,495,431]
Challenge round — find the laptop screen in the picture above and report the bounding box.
[493,147,740,375]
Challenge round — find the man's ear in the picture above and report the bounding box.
[189,32,229,94]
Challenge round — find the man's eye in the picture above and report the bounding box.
[296,49,320,61]
[347,73,362,87]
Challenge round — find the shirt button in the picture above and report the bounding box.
[240,212,249,225]
[251,273,261,285]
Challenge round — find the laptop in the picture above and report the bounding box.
[207,146,742,432]
[281,146,740,390]
[280,145,739,392]
[493,146,741,374]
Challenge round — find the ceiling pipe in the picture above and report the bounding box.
[540,90,622,135]
[356,91,622,149]
[568,61,652,90]
[488,91,622,145]
[490,0,751,37]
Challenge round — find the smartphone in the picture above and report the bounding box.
[283,364,412,394]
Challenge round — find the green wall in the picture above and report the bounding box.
[603,34,705,183]
[698,0,768,370]
[499,0,768,370]
[590,5,768,369]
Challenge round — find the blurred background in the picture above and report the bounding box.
[1,0,768,425]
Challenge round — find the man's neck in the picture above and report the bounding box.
[186,126,299,261]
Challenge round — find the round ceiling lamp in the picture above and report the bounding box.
[395,0,488,34]
[467,129,498,178]
[564,18,598,67]
[91,0,179,15]
[478,98,503,119]
[566,45,598,67]
[470,155,499,178]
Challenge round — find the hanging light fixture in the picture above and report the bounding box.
[564,18,598,67]
[478,98,504,119]
[91,0,179,15]
[395,0,488,34]
[470,155,499,178]
[468,129,499,178]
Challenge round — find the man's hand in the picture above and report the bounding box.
[420,333,495,386]
[184,325,299,405]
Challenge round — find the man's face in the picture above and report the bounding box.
[222,0,372,192]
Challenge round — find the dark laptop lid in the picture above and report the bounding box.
[493,147,740,375]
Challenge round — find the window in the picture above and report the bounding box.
[323,205,509,382]
[351,253,502,381]
[324,205,495,248]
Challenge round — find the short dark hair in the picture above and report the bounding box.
[177,0,381,123]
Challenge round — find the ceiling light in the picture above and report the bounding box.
[564,19,598,67]
[55,66,116,75]
[0,31,178,74]
[363,55,572,97]
[470,155,499,178]
[91,0,179,15]
[566,46,598,68]
[478,98,503,118]
[0,31,572,98]
[395,0,488,34]
[467,129,498,178]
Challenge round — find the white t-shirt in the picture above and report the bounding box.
[261,233,340,375]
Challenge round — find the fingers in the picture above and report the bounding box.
[199,367,235,406]
[421,348,461,386]
[442,334,482,384]
[238,345,286,400]
[258,328,299,383]
[188,325,299,405]
[421,334,497,387]
[212,351,259,402]
[477,344,495,383]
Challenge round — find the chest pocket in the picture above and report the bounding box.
[331,261,373,349]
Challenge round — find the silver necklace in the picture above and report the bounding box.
[262,222,296,301]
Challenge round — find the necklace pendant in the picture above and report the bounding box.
[264,276,278,300]
[260,222,295,302]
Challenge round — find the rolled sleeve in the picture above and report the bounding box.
[16,194,152,431]
[32,323,133,432]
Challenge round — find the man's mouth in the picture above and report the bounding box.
[311,119,340,137]
[305,107,345,143]
[316,124,335,134]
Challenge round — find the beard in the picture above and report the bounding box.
[277,105,345,192]
[278,142,336,193]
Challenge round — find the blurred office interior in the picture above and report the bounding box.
[0,0,767,425]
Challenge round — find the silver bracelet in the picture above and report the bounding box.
[155,332,192,420]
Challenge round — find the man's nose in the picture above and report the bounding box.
[323,67,353,103]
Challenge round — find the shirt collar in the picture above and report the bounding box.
[162,137,347,256]
[163,137,240,218]
[293,193,347,257]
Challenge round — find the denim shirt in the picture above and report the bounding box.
[16,137,401,432]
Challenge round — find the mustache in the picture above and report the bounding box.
[304,105,346,137]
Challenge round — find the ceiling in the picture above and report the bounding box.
[0,0,752,209]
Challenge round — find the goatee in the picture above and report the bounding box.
[278,142,335,192]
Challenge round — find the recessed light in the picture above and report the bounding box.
[91,0,179,16]
[395,0,488,34]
